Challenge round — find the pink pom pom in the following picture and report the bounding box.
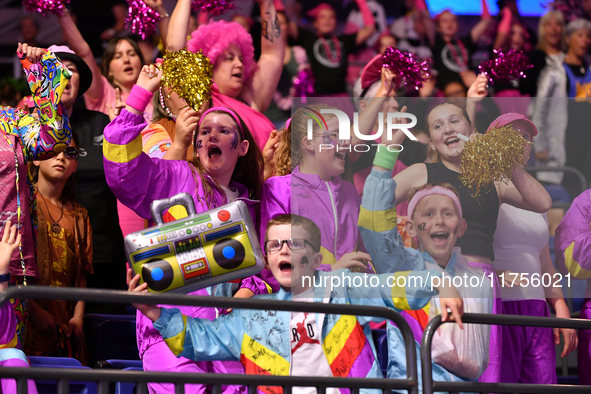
[125,0,162,40]
[381,47,431,91]
[191,0,236,17]
[293,69,315,102]
[478,49,533,85]
[23,0,70,16]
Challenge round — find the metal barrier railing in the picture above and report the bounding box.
[0,286,419,394]
[421,313,591,394]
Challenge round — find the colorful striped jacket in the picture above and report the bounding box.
[153,269,441,394]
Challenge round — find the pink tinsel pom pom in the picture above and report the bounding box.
[478,49,533,85]
[381,47,431,91]
[125,0,162,40]
[23,0,70,16]
[191,0,236,17]
[293,69,315,102]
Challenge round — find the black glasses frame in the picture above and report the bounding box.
[265,238,317,253]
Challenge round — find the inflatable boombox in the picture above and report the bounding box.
[124,193,265,293]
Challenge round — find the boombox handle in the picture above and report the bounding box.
[150,193,198,225]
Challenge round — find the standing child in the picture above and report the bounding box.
[129,213,463,394]
[24,137,93,365]
[359,148,496,391]
[103,64,270,394]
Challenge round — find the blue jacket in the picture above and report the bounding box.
[154,268,441,394]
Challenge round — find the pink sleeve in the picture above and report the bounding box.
[0,303,17,347]
[355,0,375,27]
[84,75,114,116]
[259,177,290,250]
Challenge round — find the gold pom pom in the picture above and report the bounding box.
[161,48,213,112]
[459,125,530,197]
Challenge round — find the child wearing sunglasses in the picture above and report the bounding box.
[24,135,93,365]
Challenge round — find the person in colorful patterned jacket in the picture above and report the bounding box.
[129,213,462,394]
[1,43,72,348]
[555,189,591,384]
[0,220,37,394]
[358,147,495,391]
[103,63,269,394]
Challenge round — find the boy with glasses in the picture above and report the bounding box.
[129,214,462,393]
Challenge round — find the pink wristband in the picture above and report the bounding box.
[356,0,375,27]
[498,10,512,33]
[126,85,153,113]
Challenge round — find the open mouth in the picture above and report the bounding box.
[335,151,346,161]
[208,146,222,159]
[444,136,460,146]
[232,72,243,79]
[430,232,449,245]
[278,261,292,275]
[124,66,134,73]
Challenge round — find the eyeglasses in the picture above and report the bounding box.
[265,238,317,253]
[312,132,349,146]
[62,147,79,160]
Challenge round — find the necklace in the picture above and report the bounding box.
[39,192,64,234]
[318,35,342,64]
[447,38,468,70]
[159,87,177,121]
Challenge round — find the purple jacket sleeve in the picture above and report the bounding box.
[0,303,17,348]
[239,275,272,295]
[103,109,194,219]
[555,189,591,279]
[259,176,290,250]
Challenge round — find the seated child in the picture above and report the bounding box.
[0,221,38,394]
[129,214,463,394]
[358,149,496,390]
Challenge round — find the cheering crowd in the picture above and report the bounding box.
[2,0,591,392]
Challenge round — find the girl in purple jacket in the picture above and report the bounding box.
[103,64,268,394]
[260,104,373,283]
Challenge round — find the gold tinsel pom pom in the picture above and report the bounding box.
[161,48,213,112]
[459,125,530,197]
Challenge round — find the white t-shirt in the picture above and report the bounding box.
[492,204,549,301]
[290,290,339,394]
[221,185,240,203]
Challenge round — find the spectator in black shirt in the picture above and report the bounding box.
[291,1,375,96]
[48,45,127,313]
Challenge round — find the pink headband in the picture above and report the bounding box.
[407,186,463,220]
[198,107,245,139]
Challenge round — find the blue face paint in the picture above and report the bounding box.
[231,131,239,150]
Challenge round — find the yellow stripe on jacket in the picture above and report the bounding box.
[103,134,142,164]
[358,205,398,233]
[163,314,188,356]
[564,242,591,279]
[241,333,290,375]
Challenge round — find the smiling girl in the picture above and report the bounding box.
[103,64,267,394]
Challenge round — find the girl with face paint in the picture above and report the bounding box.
[103,65,266,394]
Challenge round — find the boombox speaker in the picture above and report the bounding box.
[124,193,265,293]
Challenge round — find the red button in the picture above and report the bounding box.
[217,210,230,222]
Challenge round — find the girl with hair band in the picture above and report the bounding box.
[56,9,150,237]
[387,103,552,383]
[1,43,73,348]
[490,113,577,385]
[165,0,284,150]
[259,103,374,290]
[103,64,268,394]
[56,9,150,122]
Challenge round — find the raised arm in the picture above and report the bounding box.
[16,44,72,160]
[165,0,192,51]
[498,167,552,213]
[492,7,512,50]
[359,167,425,274]
[240,0,285,112]
[354,0,376,46]
[471,0,494,44]
[144,0,171,48]
[56,9,104,104]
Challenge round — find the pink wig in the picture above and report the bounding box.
[188,20,256,81]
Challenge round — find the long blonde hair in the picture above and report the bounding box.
[289,103,338,171]
[537,11,565,52]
